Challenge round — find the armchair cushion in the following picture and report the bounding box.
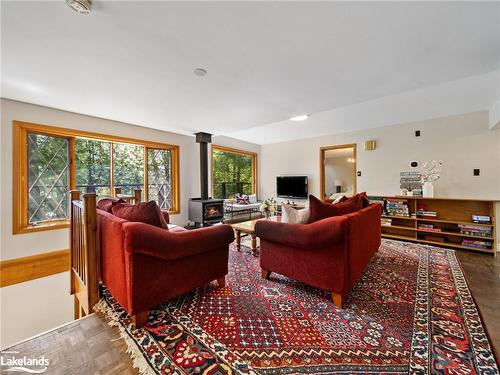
[309,194,363,223]
[123,223,234,261]
[112,201,165,229]
[255,216,348,250]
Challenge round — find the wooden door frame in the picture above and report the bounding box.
[319,144,357,201]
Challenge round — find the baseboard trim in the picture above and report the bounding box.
[0,249,70,287]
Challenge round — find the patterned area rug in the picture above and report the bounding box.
[95,240,499,374]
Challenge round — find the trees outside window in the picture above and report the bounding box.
[148,148,173,210]
[113,143,144,196]
[212,146,256,199]
[27,133,70,224]
[14,121,179,234]
[75,138,111,195]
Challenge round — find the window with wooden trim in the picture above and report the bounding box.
[211,145,257,199]
[13,121,180,234]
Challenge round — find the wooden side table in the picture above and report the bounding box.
[231,216,280,256]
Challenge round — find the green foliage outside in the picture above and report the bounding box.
[113,143,144,195]
[212,150,253,199]
[75,138,111,195]
[28,133,69,223]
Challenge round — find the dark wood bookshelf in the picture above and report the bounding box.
[372,196,498,255]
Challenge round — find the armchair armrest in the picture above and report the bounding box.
[123,223,234,261]
[255,216,348,250]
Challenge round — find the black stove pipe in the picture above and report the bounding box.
[195,132,212,200]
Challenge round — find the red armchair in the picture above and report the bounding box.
[97,209,234,327]
[255,203,382,307]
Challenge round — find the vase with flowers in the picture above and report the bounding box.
[420,160,443,198]
[259,197,276,219]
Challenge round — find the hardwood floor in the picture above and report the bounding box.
[4,311,138,375]
[456,250,500,351]
[3,249,498,375]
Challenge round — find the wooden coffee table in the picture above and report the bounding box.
[231,216,281,256]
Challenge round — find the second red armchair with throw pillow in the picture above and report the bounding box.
[255,194,382,307]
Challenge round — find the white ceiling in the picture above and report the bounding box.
[2,1,500,144]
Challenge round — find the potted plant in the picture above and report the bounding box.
[260,198,277,219]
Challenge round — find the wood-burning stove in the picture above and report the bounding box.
[188,132,225,226]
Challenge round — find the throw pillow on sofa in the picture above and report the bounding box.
[308,194,363,223]
[359,192,370,207]
[112,201,167,229]
[281,203,310,224]
[236,194,250,204]
[97,197,126,213]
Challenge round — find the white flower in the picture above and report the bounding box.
[420,160,443,183]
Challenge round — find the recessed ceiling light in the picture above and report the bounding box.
[194,68,207,76]
[289,114,309,121]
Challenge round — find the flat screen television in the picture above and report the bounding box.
[276,176,308,199]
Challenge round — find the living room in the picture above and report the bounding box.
[1,1,499,374]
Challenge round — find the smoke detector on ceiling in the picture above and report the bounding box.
[66,0,92,15]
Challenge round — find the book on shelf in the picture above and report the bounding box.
[472,215,491,224]
[458,224,492,237]
[381,218,393,226]
[384,198,410,217]
[462,238,493,249]
[416,210,437,217]
[417,223,442,232]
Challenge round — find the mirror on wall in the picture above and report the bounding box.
[320,144,357,200]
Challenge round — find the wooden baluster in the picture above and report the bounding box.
[114,187,122,197]
[69,190,80,296]
[83,193,99,313]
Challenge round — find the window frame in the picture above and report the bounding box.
[210,144,258,199]
[13,121,180,234]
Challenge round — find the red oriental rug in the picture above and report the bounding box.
[96,239,499,374]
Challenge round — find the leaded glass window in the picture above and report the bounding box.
[148,148,172,210]
[27,133,70,224]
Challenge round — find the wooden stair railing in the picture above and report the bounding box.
[69,191,99,319]
[69,190,142,320]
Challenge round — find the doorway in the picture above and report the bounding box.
[320,144,357,201]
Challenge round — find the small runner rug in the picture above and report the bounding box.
[95,239,499,374]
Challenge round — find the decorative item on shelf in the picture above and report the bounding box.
[259,197,277,219]
[419,160,443,198]
[400,171,422,196]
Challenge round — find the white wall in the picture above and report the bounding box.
[0,99,201,262]
[490,96,500,130]
[260,111,500,200]
[260,111,500,246]
[0,272,73,348]
[0,99,261,348]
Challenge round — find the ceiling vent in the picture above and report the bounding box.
[66,0,92,15]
